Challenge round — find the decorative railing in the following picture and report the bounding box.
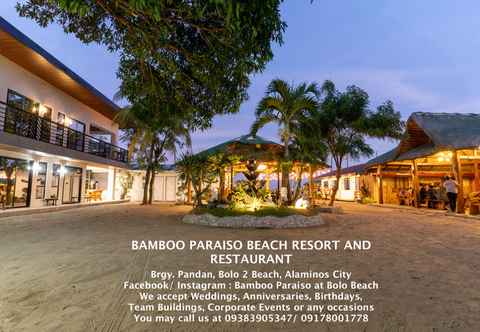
[0,101,128,163]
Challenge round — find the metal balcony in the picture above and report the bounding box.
[0,101,128,164]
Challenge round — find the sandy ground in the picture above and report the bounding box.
[0,202,479,332]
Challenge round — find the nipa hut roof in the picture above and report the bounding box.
[367,112,480,166]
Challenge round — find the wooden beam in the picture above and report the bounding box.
[377,165,384,204]
[412,160,420,208]
[219,168,226,201]
[474,161,480,192]
[452,150,465,213]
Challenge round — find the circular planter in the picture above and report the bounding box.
[182,213,325,229]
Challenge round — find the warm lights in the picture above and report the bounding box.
[436,151,452,162]
[256,163,267,171]
[38,105,49,117]
[59,166,68,175]
[27,161,41,172]
[295,197,309,209]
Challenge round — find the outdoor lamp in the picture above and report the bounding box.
[59,166,67,175]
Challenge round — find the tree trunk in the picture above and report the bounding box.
[282,129,291,204]
[281,168,290,205]
[143,168,150,205]
[186,175,192,204]
[329,168,341,206]
[148,169,155,205]
[142,144,155,205]
[292,167,303,202]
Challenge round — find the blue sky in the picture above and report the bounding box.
[2,1,480,163]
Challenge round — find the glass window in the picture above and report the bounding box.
[344,177,351,190]
[6,89,33,112]
[35,162,48,199]
[0,157,31,208]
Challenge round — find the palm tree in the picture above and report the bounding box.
[300,80,404,206]
[115,103,191,205]
[250,79,319,202]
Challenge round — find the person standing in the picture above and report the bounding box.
[443,176,459,212]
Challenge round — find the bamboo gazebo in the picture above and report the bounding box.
[364,112,480,213]
[194,134,326,202]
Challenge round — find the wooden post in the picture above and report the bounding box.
[412,160,420,208]
[474,161,480,192]
[452,150,465,213]
[230,166,234,192]
[265,172,271,192]
[377,165,384,204]
[219,168,225,201]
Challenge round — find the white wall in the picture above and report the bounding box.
[130,171,179,202]
[0,55,119,143]
[319,174,359,201]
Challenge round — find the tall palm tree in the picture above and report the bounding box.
[250,79,319,202]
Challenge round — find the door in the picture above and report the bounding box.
[165,176,176,201]
[62,166,82,204]
[153,175,165,201]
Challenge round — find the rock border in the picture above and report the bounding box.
[182,212,326,229]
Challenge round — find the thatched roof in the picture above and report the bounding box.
[367,112,480,166]
[195,134,284,160]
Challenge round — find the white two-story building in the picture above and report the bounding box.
[0,17,131,209]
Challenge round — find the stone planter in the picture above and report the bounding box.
[182,213,325,229]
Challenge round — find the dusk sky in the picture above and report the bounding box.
[2,1,480,164]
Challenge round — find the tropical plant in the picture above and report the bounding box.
[288,134,327,202]
[229,183,266,211]
[176,153,216,207]
[206,153,240,203]
[301,80,404,206]
[115,101,191,205]
[250,79,319,202]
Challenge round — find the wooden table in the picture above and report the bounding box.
[45,198,58,206]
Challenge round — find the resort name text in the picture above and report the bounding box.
[130,240,371,265]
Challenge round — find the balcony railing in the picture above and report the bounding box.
[0,101,128,164]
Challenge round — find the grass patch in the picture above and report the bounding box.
[192,206,320,217]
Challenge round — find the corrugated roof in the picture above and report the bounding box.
[315,163,366,180]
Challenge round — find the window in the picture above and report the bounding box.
[323,181,329,188]
[344,177,351,191]
[0,156,32,208]
[35,162,48,199]
[58,113,85,151]
[7,89,33,112]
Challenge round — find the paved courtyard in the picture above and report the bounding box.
[0,202,479,332]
